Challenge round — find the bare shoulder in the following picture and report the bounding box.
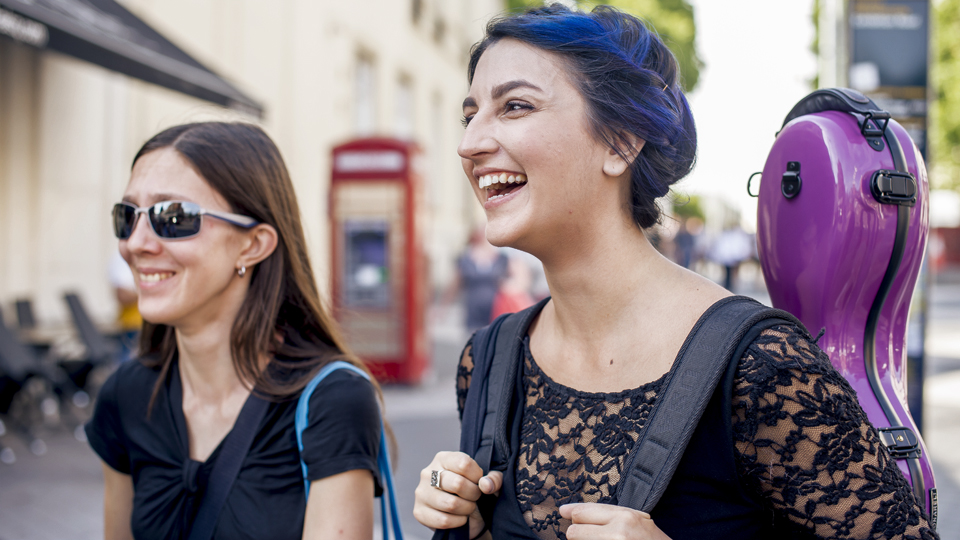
[667,265,732,321]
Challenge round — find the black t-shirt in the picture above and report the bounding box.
[85,359,381,540]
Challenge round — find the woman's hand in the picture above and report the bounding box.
[560,503,671,540]
[413,451,503,539]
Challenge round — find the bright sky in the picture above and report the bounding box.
[682,0,818,232]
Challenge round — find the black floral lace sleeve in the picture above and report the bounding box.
[732,325,937,539]
[456,335,475,420]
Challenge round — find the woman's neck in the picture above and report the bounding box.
[175,317,247,403]
[538,223,667,337]
[528,213,725,375]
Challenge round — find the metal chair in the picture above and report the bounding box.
[62,292,118,390]
[0,321,71,461]
[14,299,36,330]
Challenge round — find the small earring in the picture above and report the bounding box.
[237,266,246,277]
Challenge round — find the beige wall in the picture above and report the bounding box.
[0,0,502,325]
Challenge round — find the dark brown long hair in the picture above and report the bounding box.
[133,122,380,408]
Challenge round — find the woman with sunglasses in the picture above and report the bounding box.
[85,122,383,540]
[412,5,937,540]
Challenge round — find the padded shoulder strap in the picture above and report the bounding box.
[616,296,802,512]
[474,297,550,474]
[781,88,887,127]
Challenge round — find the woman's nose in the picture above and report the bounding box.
[124,214,161,254]
[457,116,498,161]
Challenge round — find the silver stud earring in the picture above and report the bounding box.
[237,266,246,277]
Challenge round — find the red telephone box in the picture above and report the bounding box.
[329,138,429,384]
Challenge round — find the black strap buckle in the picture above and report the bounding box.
[871,170,917,207]
[877,427,921,459]
[861,111,890,137]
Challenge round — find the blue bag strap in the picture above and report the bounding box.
[296,360,403,540]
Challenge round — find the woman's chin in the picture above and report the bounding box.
[137,304,180,328]
[483,222,519,248]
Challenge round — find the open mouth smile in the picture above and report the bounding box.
[139,272,174,283]
[478,173,528,201]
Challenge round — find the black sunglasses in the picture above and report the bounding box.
[112,201,259,240]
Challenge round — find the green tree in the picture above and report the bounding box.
[504,0,702,91]
[931,0,960,190]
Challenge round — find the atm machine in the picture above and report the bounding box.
[329,138,429,384]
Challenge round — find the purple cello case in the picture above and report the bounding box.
[755,88,937,525]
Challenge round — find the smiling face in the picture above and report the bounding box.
[119,147,253,331]
[459,38,629,255]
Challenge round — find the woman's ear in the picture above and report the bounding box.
[602,133,646,177]
[237,224,279,270]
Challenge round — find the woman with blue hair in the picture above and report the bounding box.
[413,4,936,540]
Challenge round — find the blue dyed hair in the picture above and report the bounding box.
[468,4,697,229]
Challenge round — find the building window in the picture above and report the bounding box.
[355,55,377,135]
[433,17,446,45]
[395,75,414,139]
[412,0,423,25]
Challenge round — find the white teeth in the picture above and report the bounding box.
[478,173,528,190]
[139,272,173,283]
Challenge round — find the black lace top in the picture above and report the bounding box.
[456,325,937,540]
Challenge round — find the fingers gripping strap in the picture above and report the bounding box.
[617,296,801,512]
[296,361,404,540]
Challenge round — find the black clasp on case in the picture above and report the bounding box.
[878,427,921,459]
[871,170,917,207]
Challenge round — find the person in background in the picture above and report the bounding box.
[489,252,535,320]
[413,5,936,539]
[108,251,141,362]
[708,224,753,291]
[672,216,703,270]
[86,122,383,540]
[450,224,510,332]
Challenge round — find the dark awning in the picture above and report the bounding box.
[0,0,263,118]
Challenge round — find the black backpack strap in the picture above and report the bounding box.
[434,298,550,540]
[617,296,802,512]
[187,393,269,540]
[477,298,548,474]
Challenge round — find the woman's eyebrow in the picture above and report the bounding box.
[462,79,545,110]
[491,79,542,99]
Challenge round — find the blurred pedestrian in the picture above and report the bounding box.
[107,250,141,362]
[413,5,936,540]
[490,253,535,320]
[672,216,703,270]
[86,122,384,540]
[708,224,753,290]
[449,224,509,332]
